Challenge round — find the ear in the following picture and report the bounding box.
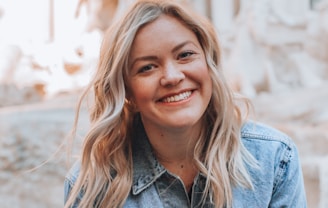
[124,83,139,112]
[124,97,139,112]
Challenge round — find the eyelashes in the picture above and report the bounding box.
[138,64,155,73]
[178,51,195,59]
[135,50,197,74]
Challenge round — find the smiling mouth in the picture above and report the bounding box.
[160,91,192,103]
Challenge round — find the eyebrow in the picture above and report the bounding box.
[130,56,158,69]
[130,41,195,67]
[171,41,193,53]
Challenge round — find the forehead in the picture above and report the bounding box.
[141,14,192,35]
[130,15,198,52]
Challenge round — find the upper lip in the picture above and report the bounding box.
[157,89,194,102]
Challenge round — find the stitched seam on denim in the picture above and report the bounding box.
[241,121,292,146]
[65,174,76,187]
[273,144,292,192]
[133,169,166,195]
[241,132,292,148]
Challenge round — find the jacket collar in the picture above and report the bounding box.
[131,121,166,195]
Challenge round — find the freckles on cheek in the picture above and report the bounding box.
[131,84,150,103]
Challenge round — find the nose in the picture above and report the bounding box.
[160,63,185,87]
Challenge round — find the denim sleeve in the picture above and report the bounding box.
[64,177,73,204]
[64,161,82,207]
[270,142,307,207]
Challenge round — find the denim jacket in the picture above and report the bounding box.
[64,121,307,207]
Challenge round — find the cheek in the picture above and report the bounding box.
[197,62,213,95]
[193,61,211,82]
[129,80,153,105]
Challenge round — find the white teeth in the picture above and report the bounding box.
[162,91,192,103]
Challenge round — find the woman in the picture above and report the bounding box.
[64,0,307,207]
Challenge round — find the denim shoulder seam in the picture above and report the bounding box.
[273,143,293,191]
[241,121,293,147]
[241,131,292,147]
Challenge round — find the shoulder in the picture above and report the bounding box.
[240,121,301,189]
[240,121,300,180]
[64,160,81,202]
[238,121,307,206]
[241,121,296,154]
[64,160,83,206]
[65,160,81,186]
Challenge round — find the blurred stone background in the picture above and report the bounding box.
[0,0,327,207]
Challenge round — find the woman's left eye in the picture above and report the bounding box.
[178,51,194,59]
[137,64,155,73]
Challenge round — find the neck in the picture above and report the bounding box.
[149,128,200,193]
[142,120,204,189]
[145,123,202,163]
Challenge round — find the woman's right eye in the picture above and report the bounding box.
[138,64,154,73]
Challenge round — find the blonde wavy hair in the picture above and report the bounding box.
[65,0,257,207]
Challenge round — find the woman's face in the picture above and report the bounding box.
[127,15,212,132]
